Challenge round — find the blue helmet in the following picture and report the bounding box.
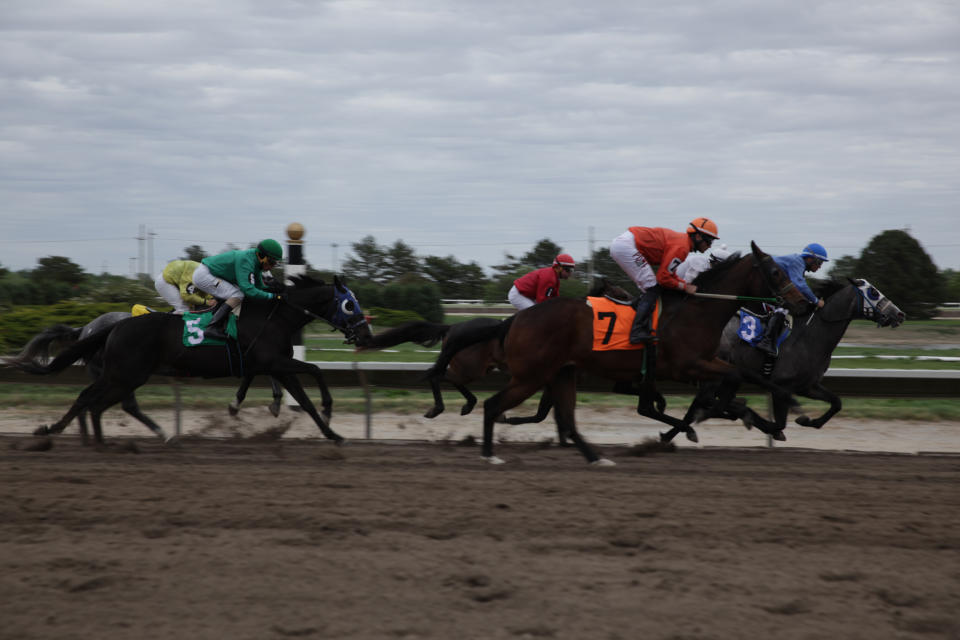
[800,243,829,262]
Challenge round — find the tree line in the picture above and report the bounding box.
[0,228,954,337]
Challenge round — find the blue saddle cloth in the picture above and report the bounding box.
[736,309,789,350]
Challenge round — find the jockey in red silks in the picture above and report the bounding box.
[508,254,576,310]
[610,217,719,342]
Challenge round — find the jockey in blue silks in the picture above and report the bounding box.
[755,243,828,355]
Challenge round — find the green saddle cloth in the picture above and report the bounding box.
[182,311,238,346]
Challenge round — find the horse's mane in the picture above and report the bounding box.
[690,252,743,290]
[286,274,328,290]
[810,278,846,299]
[587,277,630,300]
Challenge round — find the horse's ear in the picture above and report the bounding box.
[334,275,346,292]
[750,241,766,258]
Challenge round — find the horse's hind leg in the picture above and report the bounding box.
[119,394,173,443]
[499,387,554,427]
[268,377,282,417]
[550,369,608,465]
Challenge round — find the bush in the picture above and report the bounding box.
[365,307,426,327]
[0,301,133,354]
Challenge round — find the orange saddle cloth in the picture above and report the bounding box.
[586,296,660,351]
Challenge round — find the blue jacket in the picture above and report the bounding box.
[774,254,818,303]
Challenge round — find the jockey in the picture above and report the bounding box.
[610,217,719,342]
[755,243,828,355]
[508,254,576,311]
[191,239,284,340]
[154,259,212,315]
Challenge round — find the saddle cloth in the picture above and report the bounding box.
[585,296,659,351]
[182,311,238,346]
[736,309,790,349]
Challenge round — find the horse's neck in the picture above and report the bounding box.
[791,290,856,353]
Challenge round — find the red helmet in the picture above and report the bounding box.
[554,254,575,268]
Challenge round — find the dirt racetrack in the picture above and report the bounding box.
[1,431,959,640]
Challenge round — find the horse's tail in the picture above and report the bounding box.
[12,326,112,375]
[424,316,515,380]
[362,321,452,350]
[4,324,83,367]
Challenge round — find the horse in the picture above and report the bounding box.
[362,278,633,425]
[672,278,905,441]
[9,312,286,444]
[11,275,372,445]
[426,242,811,464]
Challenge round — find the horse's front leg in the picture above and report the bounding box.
[229,375,255,417]
[794,383,842,429]
[268,377,283,417]
[272,372,343,443]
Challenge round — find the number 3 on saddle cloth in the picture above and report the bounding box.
[736,308,790,350]
[586,296,658,351]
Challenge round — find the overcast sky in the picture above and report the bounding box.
[2,0,958,278]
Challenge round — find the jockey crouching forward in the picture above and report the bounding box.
[154,259,211,315]
[191,239,284,341]
[508,254,575,310]
[610,217,719,343]
[755,243,828,355]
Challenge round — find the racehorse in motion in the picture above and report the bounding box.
[362,278,632,426]
[427,242,811,464]
[11,276,371,445]
[671,278,905,442]
[9,312,286,444]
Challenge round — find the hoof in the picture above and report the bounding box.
[590,458,616,467]
[33,425,50,436]
[684,428,699,443]
[659,431,675,443]
[771,430,786,441]
[228,403,240,417]
[460,404,475,416]
[423,407,443,419]
[334,437,348,447]
[481,455,506,465]
[269,403,281,418]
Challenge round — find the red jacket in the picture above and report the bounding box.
[514,267,561,303]
[628,227,693,290]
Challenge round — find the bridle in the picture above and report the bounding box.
[280,286,369,345]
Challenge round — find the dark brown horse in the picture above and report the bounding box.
[428,242,811,464]
[362,279,632,425]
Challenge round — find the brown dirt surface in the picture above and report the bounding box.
[1,434,958,640]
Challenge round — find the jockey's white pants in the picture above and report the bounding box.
[507,285,535,310]
[610,231,658,292]
[154,274,190,314]
[191,264,243,302]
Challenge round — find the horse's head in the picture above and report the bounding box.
[848,278,905,327]
[750,241,812,315]
[325,276,373,347]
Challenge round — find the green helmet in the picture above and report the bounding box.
[256,239,283,261]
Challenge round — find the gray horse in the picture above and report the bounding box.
[10,311,283,444]
[665,278,905,442]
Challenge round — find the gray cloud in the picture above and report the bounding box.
[1,0,958,277]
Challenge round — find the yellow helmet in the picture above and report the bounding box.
[687,217,719,239]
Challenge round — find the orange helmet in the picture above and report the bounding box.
[687,217,719,239]
[554,254,575,268]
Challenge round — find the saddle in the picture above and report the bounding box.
[182,310,239,346]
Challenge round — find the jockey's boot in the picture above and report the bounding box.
[757,312,786,355]
[203,302,232,341]
[629,285,661,344]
